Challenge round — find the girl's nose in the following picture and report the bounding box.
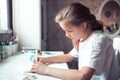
[65,32,70,38]
[65,32,68,37]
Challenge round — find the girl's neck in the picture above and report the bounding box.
[81,29,93,42]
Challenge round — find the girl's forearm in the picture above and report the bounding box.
[44,66,94,80]
[42,53,74,64]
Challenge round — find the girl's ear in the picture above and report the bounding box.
[81,22,87,29]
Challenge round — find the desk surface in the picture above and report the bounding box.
[0,51,68,80]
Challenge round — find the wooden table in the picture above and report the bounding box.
[0,51,68,80]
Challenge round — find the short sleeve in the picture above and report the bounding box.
[69,47,78,58]
[82,34,107,74]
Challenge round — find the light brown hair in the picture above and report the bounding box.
[55,3,103,31]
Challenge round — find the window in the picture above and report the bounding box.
[0,0,12,33]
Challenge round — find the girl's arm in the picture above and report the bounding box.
[38,53,74,64]
[31,61,95,80]
[39,40,79,64]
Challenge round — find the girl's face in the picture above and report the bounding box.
[59,21,86,41]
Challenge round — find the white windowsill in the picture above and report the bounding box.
[0,30,8,34]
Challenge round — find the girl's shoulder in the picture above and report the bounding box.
[89,31,112,44]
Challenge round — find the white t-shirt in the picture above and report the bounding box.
[70,31,120,80]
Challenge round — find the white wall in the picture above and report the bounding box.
[12,0,41,50]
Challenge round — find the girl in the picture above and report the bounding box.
[31,3,120,80]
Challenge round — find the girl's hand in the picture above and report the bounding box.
[37,57,50,65]
[31,60,48,75]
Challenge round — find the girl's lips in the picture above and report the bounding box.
[69,38,73,40]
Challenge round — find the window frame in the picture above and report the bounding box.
[0,0,12,33]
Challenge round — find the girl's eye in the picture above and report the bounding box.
[67,30,72,32]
